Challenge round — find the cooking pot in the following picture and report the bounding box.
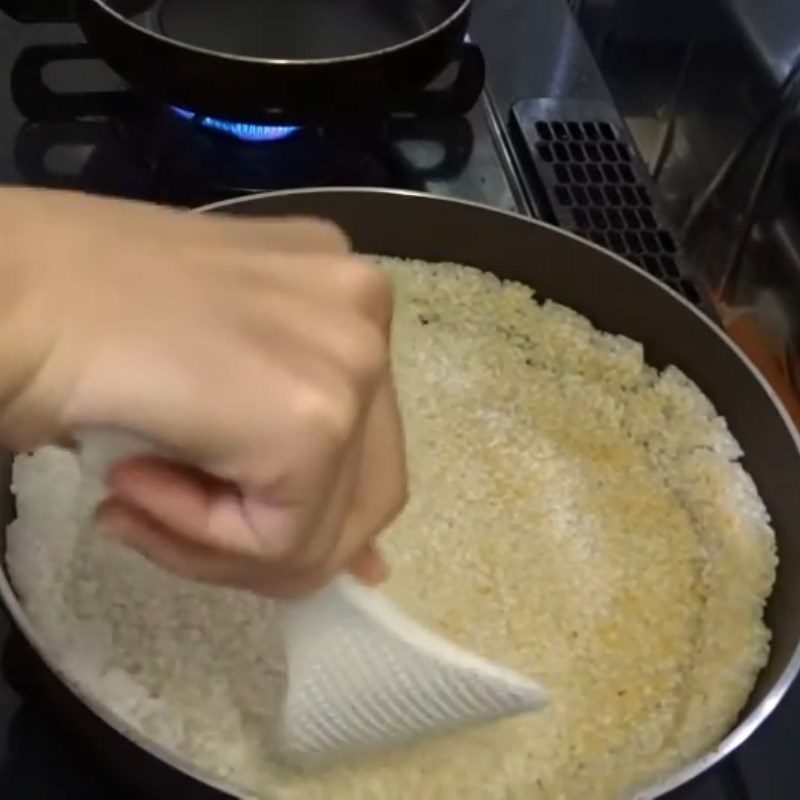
[71,0,483,122]
[1,188,799,798]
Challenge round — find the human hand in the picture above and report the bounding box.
[0,188,407,595]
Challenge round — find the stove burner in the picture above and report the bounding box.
[170,106,300,142]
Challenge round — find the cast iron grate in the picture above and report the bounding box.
[511,99,703,308]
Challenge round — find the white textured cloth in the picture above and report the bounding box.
[277,576,546,763]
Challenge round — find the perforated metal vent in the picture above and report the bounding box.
[511,99,703,307]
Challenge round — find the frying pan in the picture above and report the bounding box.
[67,0,484,122]
[1,188,800,799]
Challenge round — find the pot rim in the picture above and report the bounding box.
[83,0,472,67]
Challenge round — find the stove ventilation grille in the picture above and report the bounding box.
[511,99,703,308]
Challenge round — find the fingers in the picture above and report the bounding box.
[97,497,327,597]
[106,434,365,587]
[98,497,238,585]
[244,424,364,574]
[237,251,393,348]
[328,375,408,572]
[101,493,390,596]
[107,458,297,559]
[103,384,405,595]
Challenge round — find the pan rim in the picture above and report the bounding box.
[1,186,798,800]
[86,0,472,66]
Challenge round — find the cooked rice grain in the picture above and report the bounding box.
[7,258,777,799]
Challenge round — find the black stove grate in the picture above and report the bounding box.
[511,98,704,308]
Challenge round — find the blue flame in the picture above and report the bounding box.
[171,107,300,142]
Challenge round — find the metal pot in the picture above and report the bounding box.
[70,0,484,123]
[1,188,799,798]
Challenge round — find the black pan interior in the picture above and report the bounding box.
[100,0,465,60]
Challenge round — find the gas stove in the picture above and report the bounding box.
[0,1,798,798]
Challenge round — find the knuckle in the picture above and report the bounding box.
[294,379,360,445]
[333,258,393,327]
[344,325,390,386]
[308,219,351,253]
